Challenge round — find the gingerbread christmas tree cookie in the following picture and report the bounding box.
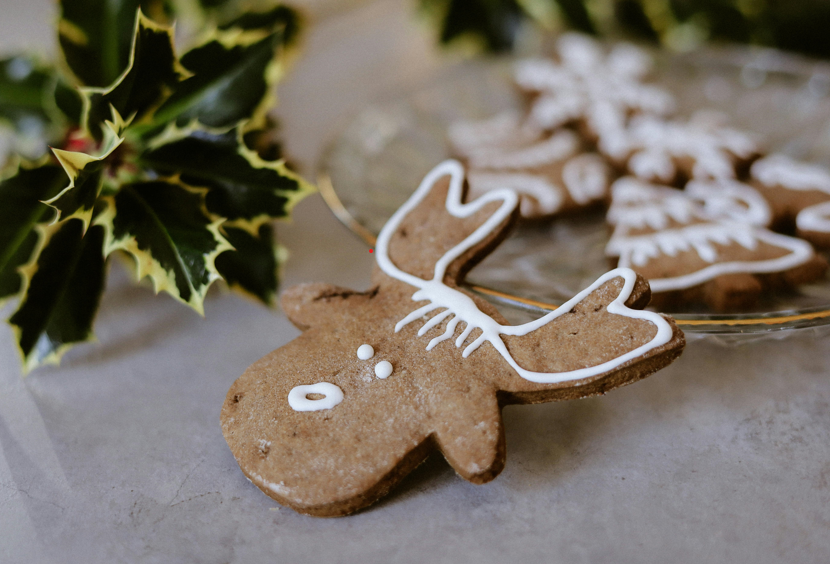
[222,160,685,516]
[748,154,830,247]
[459,129,612,218]
[605,178,826,311]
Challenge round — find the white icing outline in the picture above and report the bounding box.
[562,153,610,205]
[467,171,564,216]
[797,200,830,234]
[751,154,830,193]
[685,179,772,226]
[375,160,674,384]
[622,113,757,182]
[512,34,675,155]
[287,383,344,412]
[447,111,542,157]
[606,178,814,292]
[465,144,610,217]
[466,130,579,169]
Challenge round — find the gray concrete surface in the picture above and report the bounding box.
[1,1,829,562]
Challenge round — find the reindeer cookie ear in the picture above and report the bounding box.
[377,160,519,285]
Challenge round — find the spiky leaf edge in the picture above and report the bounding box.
[93,177,233,315]
[215,224,288,306]
[145,120,316,234]
[46,113,128,231]
[0,156,65,307]
[143,19,293,135]
[78,9,191,139]
[9,219,107,373]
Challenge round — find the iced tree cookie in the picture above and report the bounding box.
[606,178,826,311]
[797,201,830,248]
[458,129,613,218]
[748,154,830,246]
[447,110,543,159]
[222,160,685,517]
[684,178,772,227]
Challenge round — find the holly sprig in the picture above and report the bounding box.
[0,0,313,372]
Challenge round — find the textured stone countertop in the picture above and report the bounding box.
[1,1,829,562]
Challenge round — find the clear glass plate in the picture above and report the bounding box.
[319,47,830,334]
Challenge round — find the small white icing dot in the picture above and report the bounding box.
[287,383,344,412]
[357,344,374,360]
[374,361,393,379]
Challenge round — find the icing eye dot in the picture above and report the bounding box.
[374,361,393,379]
[288,383,344,412]
[357,344,374,360]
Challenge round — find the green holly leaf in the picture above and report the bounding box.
[8,219,107,373]
[218,5,302,48]
[148,29,286,130]
[0,161,68,305]
[139,123,314,232]
[216,224,284,305]
[96,179,232,314]
[53,75,85,127]
[47,121,126,230]
[58,0,171,88]
[82,9,187,139]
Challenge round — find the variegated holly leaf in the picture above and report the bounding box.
[0,161,68,304]
[47,121,126,230]
[8,219,107,373]
[53,75,84,127]
[218,5,302,48]
[58,0,170,88]
[83,10,187,140]
[148,29,285,130]
[96,179,232,314]
[139,124,314,231]
[216,224,283,305]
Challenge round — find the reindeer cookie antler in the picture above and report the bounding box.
[376,161,675,383]
[221,160,685,517]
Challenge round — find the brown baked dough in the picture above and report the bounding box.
[222,162,685,517]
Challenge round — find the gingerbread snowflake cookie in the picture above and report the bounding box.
[513,33,675,155]
[222,160,685,517]
[606,178,826,311]
[748,154,830,246]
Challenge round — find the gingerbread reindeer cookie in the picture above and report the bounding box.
[221,161,685,517]
[605,178,826,311]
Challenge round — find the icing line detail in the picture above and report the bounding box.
[375,159,674,384]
